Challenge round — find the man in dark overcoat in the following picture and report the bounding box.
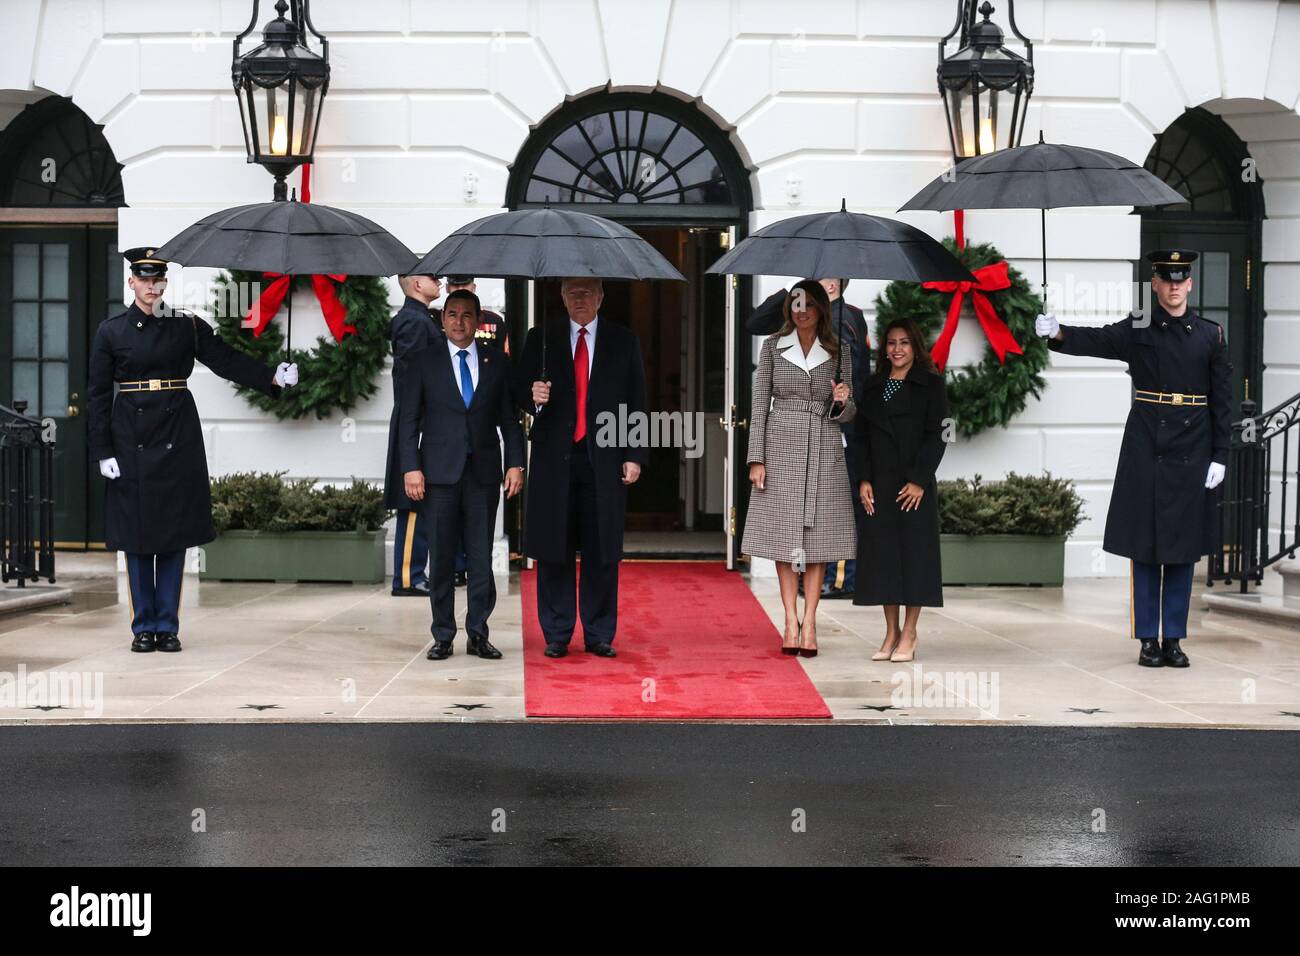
[384,272,443,596]
[1036,249,1231,668]
[515,277,648,658]
[88,248,297,653]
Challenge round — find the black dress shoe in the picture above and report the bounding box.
[155,632,182,653]
[543,643,568,658]
[427,641,453,661]
[587,643,617,658]
[1138,638,1164,667]
[453,571,468,587]
[820,585,854,600]
[467,635,503,659]
[391,584,430,597]
[1161,638,1190,668]
[130,632,156,653]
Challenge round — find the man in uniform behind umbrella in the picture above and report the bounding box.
[384,272,443,596]
[89,249,298,652]
[1036,250,1231,668]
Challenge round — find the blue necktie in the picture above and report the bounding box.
[457,349,474,408]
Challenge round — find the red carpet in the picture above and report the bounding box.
[521,562,831,719]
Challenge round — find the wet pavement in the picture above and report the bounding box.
[1,723,1296,865]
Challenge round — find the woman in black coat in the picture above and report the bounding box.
[853,318,949,662]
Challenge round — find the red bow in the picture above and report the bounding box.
[923,260,1023,372]
[246,272,355,342]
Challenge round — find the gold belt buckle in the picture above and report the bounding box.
[148,378,162,391]
[1171,392,1184,405]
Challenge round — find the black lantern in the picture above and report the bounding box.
[938,0,1033,161]
[232,0,330,200]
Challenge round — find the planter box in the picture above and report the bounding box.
[199,529,386,584]
[940,534,1066,587]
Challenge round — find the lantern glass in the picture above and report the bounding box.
[938,1,1033,163]
[232,0,330,195]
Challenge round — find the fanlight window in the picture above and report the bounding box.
[524,108,732,207]
[1143,109,1244,216]
[0,96,125,207]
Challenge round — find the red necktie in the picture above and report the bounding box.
[573,327,589,442]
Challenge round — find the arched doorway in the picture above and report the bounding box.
[0,94,125,549]
[1140,106,1264,411]
[506,91,754,567]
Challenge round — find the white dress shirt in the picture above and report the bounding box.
[447,337,479,392]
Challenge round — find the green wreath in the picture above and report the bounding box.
[211,270,391,420]
[873,239,1049,438]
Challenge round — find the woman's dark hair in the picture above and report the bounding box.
[778,279,838,358]
[876,317,938,375]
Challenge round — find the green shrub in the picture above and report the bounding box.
[937,473,1085,537]
[211,471,387,534]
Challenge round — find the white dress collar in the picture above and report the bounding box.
[775,331,830,374]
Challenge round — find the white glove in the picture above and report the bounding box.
[274,362,299,387]
[1205,461,1226,490]
[99,458,120,480]
[1035,312,1059,338]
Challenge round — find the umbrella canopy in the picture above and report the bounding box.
[899,139,1186,307]
[899,141,1185,212]
[156,199,418,276]
[412,208,686,281]
[706,205,974,283]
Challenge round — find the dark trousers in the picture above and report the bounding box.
[125,550,185,635]
[825,437,862,592]
[1131,560,1195,640]
[536,441,619,647]
[426,463,500,643]
[392,508,429,590]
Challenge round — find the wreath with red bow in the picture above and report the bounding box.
[211,270,391,420]
[873,239,1049,439]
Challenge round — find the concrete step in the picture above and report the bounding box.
[0,584,73,616]
[1204,560,1300,630]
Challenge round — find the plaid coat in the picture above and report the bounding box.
[742,333,857,564]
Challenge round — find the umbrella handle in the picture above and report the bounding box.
[1040,208,1049,313]
[286,275,293,364]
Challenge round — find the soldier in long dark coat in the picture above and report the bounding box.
[88,248,297,653]
[383,273,443,596]
[1036,249,1231,669]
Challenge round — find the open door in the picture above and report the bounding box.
[721,226,743,570]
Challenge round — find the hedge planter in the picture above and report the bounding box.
[199,529,386,584]
[940,534,1066,587]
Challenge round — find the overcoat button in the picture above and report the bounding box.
[136,443,143,450]
[166,443,172,450]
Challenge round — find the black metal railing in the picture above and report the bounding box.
[0,401,56,587]
[1209,390,1300,592]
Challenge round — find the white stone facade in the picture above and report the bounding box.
[1,0,1296,576]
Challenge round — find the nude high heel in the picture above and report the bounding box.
[890,629,918,663]
[872,629,901,661]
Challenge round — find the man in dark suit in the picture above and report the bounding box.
[748,278,870,598]
[385,273,443,597]
[400,290,525,660]
[516,277,648,658]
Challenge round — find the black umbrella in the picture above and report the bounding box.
[157,196,417,355]
[413,208,686,376]
[900,136,1186,308]
[707,200,975,391]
